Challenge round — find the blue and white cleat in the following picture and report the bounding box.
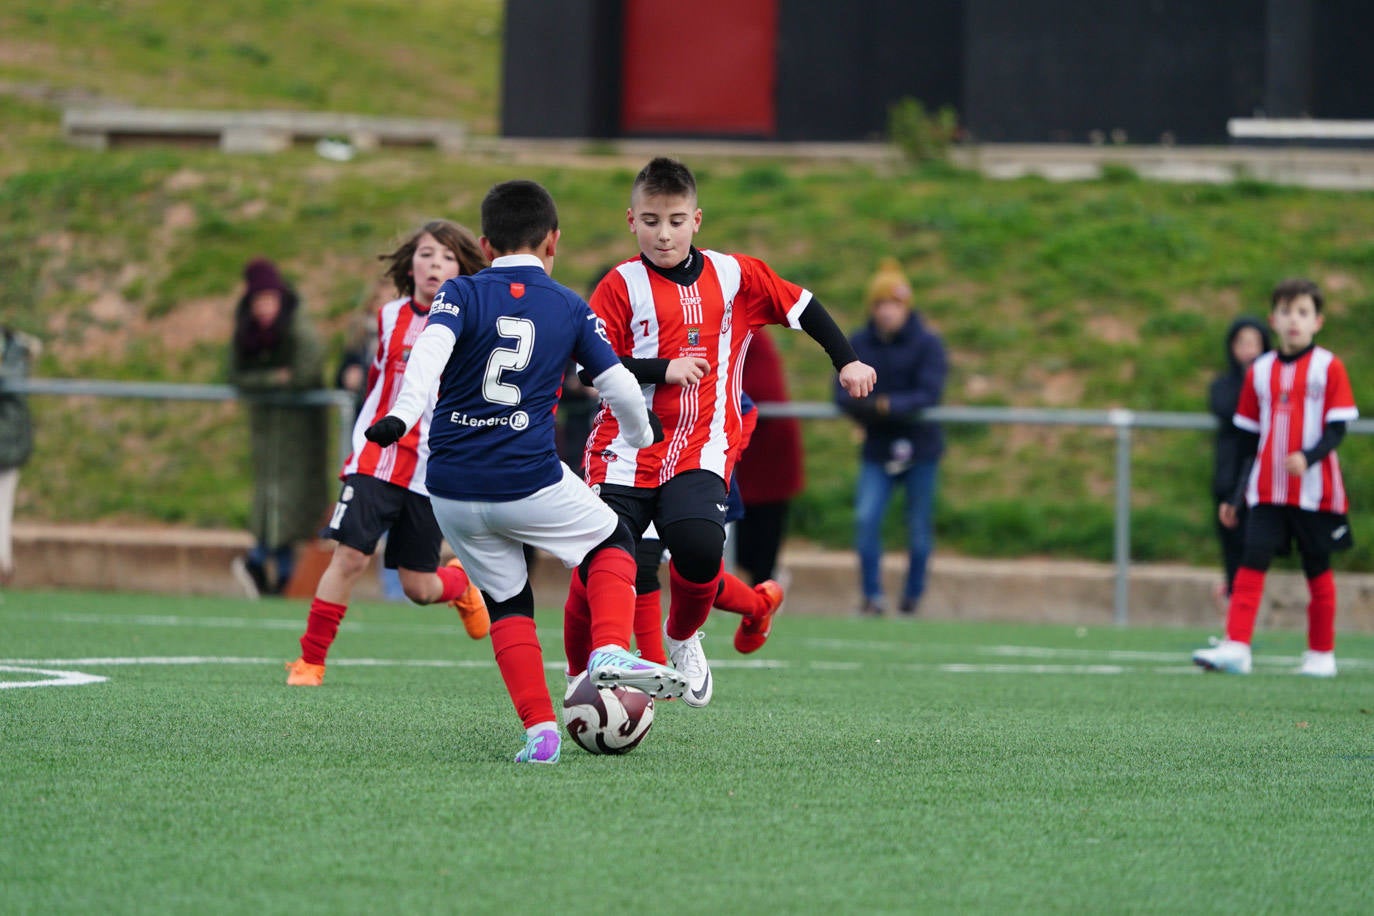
[515,728,561,764]
[588,645,686,700]
[1192,639,1252,674]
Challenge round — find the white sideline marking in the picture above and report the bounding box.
[0,665,109,689]
[941,663,1126,675]
[982,644,1374,670]
[19,611,474,637]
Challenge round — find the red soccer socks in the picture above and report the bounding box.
[1223,567,1266,645]
[299,598,347,666]
[1306,570,1336,653]
[491,615,554,730]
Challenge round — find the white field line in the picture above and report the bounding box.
[12,610,473,636]
[0,665,109,689]
[980,643,1374,670]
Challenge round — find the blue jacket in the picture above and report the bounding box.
[834,311,947,467]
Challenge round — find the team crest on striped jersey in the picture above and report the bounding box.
[687,327,700,346]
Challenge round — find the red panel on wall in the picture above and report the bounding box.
[620,0,777,136]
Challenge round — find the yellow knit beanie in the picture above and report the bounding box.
[865,257,911,308]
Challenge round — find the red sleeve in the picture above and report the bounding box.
[1325,356,1359,422]
[1234,366,1260,430]
[588,270,635,357]
[735,254,809,329]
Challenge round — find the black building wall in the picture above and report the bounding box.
[775,0,962,141]
[1311,0,1374,118]
[500,0,1366,145]
[963,0,1267,144]
[501,0,620,138]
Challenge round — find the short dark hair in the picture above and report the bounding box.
[631,157,697,202]
[480,180,559,254]
[1271,277,1323,313]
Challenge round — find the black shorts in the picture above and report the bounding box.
[325,474,443,571]
[595,469,728,539]
[1244,503,1353,560]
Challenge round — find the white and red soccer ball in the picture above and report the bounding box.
[562,671,655,754]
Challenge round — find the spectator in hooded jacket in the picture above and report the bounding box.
[835,258,947,617]
[229,258,329,596]
[1207,315,1271,614]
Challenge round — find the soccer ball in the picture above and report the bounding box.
[562,671,655,755]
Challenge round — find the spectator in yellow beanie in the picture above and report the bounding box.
[835,257,947,617]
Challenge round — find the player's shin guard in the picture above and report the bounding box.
[1306,569,1337,652]
[490,616,555,730]
[666,561,721,641]
[586,547,638,652]
[563,571,592,677]
[712,564,763,617]
[634,589,667,664]
[1224,566,1266,645]
[299,598,347,665]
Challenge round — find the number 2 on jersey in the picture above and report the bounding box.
[483,316,535,406]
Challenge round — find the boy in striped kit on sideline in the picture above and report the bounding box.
[286,220,491,687]
[1194,278,1358,678]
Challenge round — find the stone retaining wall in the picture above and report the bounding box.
[11,523,1374,633]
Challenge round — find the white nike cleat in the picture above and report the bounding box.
[665,627,713,707]
[1192,639,1252,674]
[1297,650,1337,678]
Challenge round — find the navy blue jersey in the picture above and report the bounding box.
[423,260,620,501]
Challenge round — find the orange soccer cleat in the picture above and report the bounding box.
[285,657,325,687]
[447,558,490,639]
[734,579,784,654]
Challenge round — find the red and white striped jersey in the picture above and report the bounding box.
[1236,346,1358,512]
[582,251,809,488]
[340,297,437,494]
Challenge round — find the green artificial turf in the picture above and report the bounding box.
[2,589,1370,913]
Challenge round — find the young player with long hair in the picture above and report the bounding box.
[286,220,490,687]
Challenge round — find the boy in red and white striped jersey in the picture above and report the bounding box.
[565,157,876,706]
[286,221,491,687]
[1194,278,1358,678]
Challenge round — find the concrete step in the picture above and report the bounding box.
[9,522,1374,632]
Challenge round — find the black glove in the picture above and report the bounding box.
[365,416,407,446]
[647,410,665,444]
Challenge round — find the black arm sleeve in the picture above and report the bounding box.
[797,297,860,372]
[578,357,669,387]
[1302,421,1347,467]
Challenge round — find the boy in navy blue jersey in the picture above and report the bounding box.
[366,180,685,763]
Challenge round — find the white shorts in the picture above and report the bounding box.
[430,463,618,603]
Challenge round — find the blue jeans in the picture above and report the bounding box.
[854,458,939,607]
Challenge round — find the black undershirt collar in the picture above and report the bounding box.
[1276,343,1316,363]
[640,246,704,286]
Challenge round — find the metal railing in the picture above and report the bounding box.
[3,378,357,472]
[5,377,1371,624]
[756,401,1374,625]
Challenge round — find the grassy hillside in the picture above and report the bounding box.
[5,2,1374,573]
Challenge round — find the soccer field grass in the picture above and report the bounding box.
[3,589,1371,914]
